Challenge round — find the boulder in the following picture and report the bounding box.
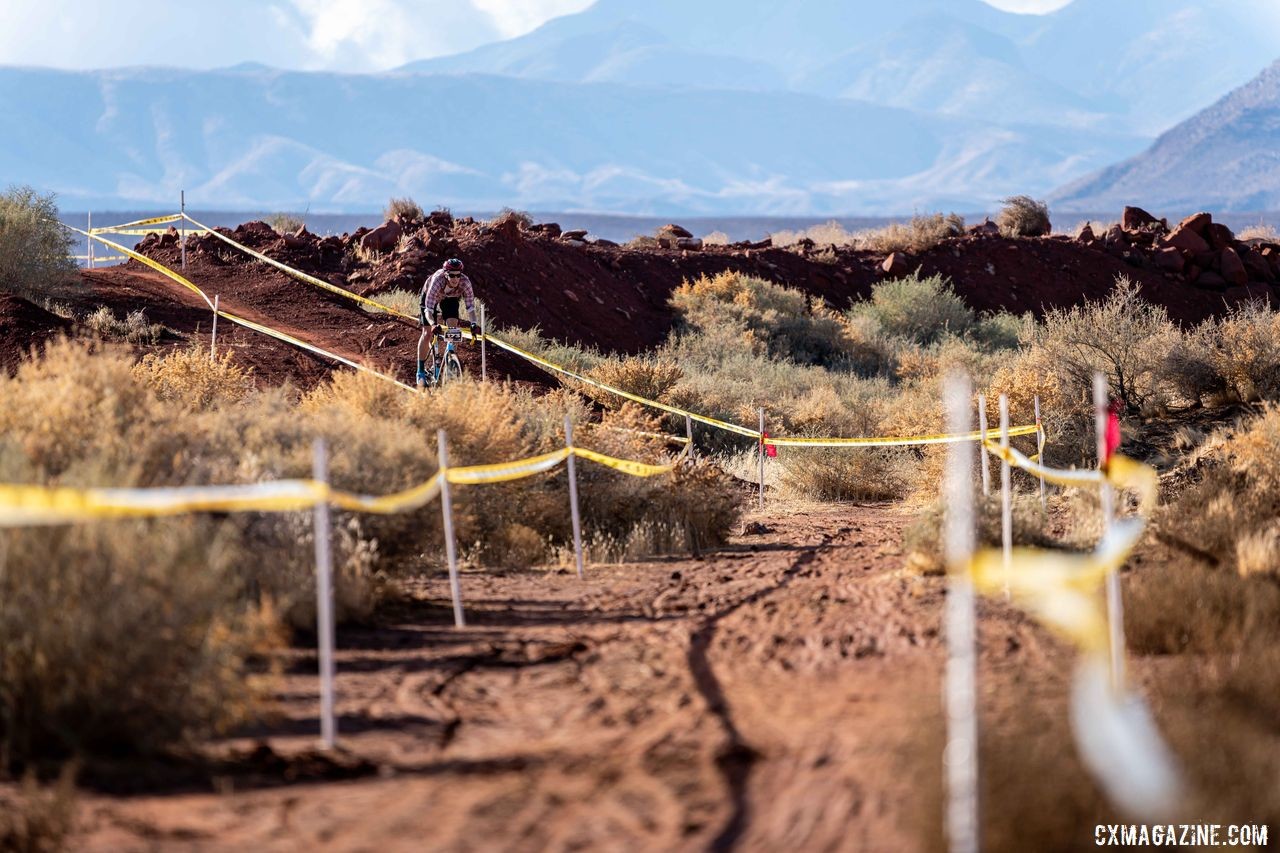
[539,223,562,239]
[1241,246,1275,282]
[593,238,620,248]
[969,219,1000,236]
[1166,224,1210,255]
[659,223,693,239]
[1196,270,1228,290]
[428,209,454,227]
[1220,247,1249,285]
[1104,224,1128,245]
[1206,223,1236,251]
[1121,206,1160,231]
[493,216,522,242]
[561,229,589,241]
[1177,212,1212,235]
[882,252,911,277]
[1077,223,1096,243]
[676,237,703,251]
[360,220,402,254]
[1153,246,1185,273]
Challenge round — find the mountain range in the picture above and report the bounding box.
[2,0,1278,214]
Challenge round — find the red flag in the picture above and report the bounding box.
[1104,402,1122,462]
[763,432,777,458]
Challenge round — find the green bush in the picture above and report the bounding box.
[384,197,424,223]
[848,273,973,346]
[0,186,77,303]
[998,195,1051,237]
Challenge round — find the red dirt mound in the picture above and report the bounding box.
[0,292,72,373]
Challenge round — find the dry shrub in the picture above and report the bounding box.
[0,185,77,304]
[1238,222,1279,242]
[586,355,683,406]
[265,213,304,234]
[856,212,964,253]
[848,273,973,346]
[903,492,1054,575]
[769,220,856,247]
[0,768,76,852]
[997,195,1051,237]
[0,518,280,764]
[133,345,255,410]
[672,271,849,366]
[82,306,168,345]
[1206,302,1280,402]
[778,447,910,502]
[488,208,533,229]
[702,230,731,246]
[384,196,424,223]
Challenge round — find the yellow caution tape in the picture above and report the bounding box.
[446,449,571,485]
[94,228,210,237]
[984,443,1158,513]
[0,480,324,526]
[588,424,692,446]
[572,447,676,477]
[768,423,1040,448]
[329,474,443,514]
[65,226,416,392]
[183,214,414,318]
[969,518,1145,654]
[75,255,128,263]
[89,213,183,234]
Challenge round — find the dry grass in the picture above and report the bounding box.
[770,213,964,253]
[701,230,731,246]
[586,355,683,406]
[384,197,424,223]
[488,208,533,230]
[777,447,911,502]
[0,768,77,852]
[82,306,170,345]
[1238,222,1279,242]
[264,213,304,235]
[360,288,421,319]
[998,195,1051,237]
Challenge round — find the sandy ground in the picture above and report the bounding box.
[62,501,1104,852]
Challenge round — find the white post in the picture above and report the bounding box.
[312,439,337,750]
[87,212,93,270]
[757,407,766,511]
[977,395,990,497]
[479,303,487,383]
[180,190,187,270]
[1095,373,1124,691]
[944,372,979,853]
[1000,394,1012,601]
[685,414,695,460]
[1035,394,1046,510]
[564,416,585,580]
[210,295,219,362]
[437,429,466,628]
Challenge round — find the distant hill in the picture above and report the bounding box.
[1055,59,1280,213]
[0,65,1145,215]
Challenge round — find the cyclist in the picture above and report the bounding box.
[417,258,480,386]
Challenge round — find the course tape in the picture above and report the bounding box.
[179,214,1044,450]
[75,255,127,263]
[66,225,416,392]
[182,214,413,318]
[0,443,683,526]
[983,443,1158,513]
[90,213,183,234]
[96,228,210,237]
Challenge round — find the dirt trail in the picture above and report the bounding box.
[71,504,1075,852]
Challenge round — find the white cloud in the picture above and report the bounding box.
[982,0,1073,12]
[472,0,595,38]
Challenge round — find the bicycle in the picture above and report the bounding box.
[417,318,468,388]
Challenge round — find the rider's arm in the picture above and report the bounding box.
[462,274,476,318]
[420,272,441,323]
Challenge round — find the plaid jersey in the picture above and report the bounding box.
[420,269,476,318]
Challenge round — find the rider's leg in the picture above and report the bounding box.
[416,328,429,376]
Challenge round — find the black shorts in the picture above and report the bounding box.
[433,297,461,323]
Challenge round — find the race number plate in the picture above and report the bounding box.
[445,327,463,342]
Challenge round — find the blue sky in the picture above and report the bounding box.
[1,0,1072,72]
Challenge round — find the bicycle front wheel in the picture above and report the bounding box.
[442,353,463,384]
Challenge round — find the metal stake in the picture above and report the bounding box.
[437,430,466,628]
[685,414,695,460]
[180,190,186,270]
[479,303,487,382]
[1034,395,1046,510]
[87,212,93,270]
[1000,394,1012,601]
[210,295,219,361]
[565,416,585,580]
[757,407,766,511]
[1095,373,1124,690]
[312,439,337,750]
[943,373,979,853]
[977,395,990,496]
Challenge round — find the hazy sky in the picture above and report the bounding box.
[0,0,1074,72]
